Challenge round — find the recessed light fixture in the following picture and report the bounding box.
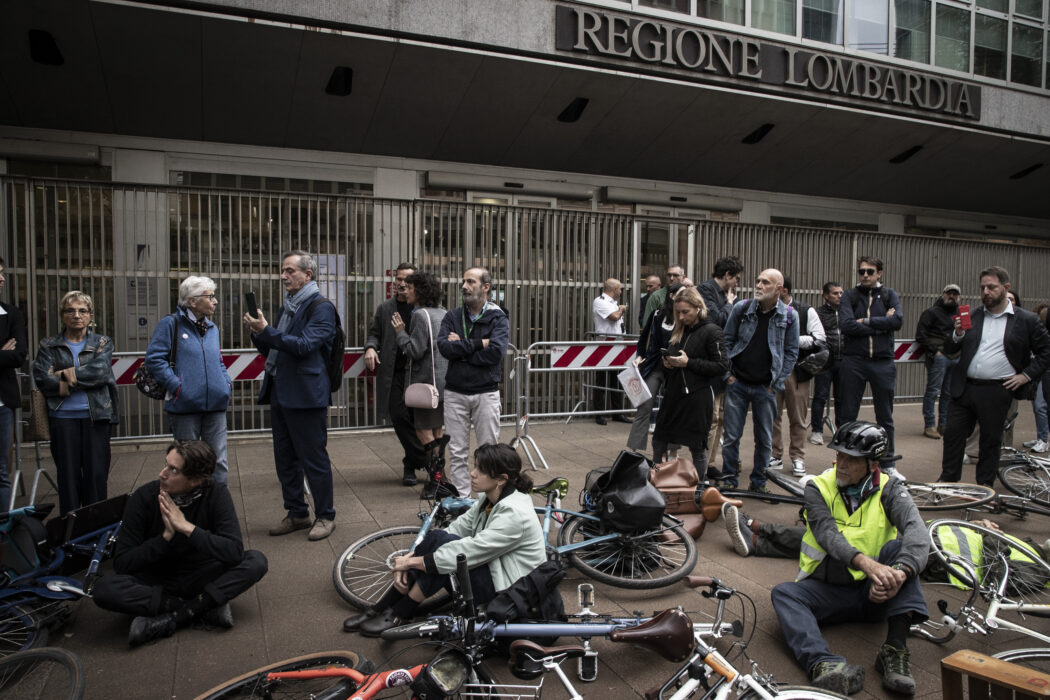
[325,66,353,96]
[1009,163,1043,180]
[889,145,923,164]
[28,29,63,66]
[557,97,589,123]
[741,123,774,145]
[503,182,524,189]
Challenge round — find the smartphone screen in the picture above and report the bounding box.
[245,291,259,319]
[957,304,971,330]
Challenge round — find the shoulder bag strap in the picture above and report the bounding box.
[169,313,179,369]
[423,309,436,382]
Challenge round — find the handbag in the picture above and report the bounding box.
[650,457,700,515]
[404,310,440,410]
[583,450,666,533]
[133,314,179,400]
[24,389,50,443]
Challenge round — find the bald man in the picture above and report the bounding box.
[593,278,629,425]
[718,269,800,493]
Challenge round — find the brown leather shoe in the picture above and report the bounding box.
[268,515,312,536]
[308,518,336,541]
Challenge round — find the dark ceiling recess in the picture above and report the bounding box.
[557,97,589,123]
[325,66,353,96]
[1009,163,1043,180]
[741,123,775,145]
[28,29,63,66]
[889,145,923,164]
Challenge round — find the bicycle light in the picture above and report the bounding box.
[410,648,471,699]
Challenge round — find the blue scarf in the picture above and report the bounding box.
[265,281,319,375]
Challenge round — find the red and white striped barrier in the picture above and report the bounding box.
[547,339,927,370]
[111,351,367,386]
[551,343,636,369]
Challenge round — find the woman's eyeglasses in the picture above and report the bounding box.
[62,308,91,316]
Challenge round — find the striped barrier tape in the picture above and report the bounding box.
[110,351,367,386]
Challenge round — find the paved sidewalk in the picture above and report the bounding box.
[13,403,1050,699]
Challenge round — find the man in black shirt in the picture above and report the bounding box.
[93,440,267,647]
[719,269,800,493]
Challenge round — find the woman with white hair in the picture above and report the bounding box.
[144,276,232,483]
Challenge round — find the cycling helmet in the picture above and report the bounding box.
[827,420,888,460]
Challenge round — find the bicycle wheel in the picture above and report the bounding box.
[0,605,48,658]
[905,482,996,511]
[993,648,1050,674]
[743,685,848,699]
[999,462,1050,508]
[332,526,451,614]
[557,514,697,589]
[0,646,84,700]
[928,519,1050,603]
[195,651,371,700]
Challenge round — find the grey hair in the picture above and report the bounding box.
[179,276,217,306]
[282,250,318,278]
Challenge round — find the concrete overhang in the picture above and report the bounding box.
[1,0,1048,221]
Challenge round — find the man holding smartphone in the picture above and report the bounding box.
[938,266,1050,487]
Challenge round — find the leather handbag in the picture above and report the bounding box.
[404,310,440,410]
[133,313,178,400]
[650,457,700,515]
[25,388,50,443]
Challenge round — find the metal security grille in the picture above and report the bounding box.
[3,175,1049,440]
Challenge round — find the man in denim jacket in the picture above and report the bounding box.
[719,269,800,492]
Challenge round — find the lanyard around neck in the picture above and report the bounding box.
[462,303,487,338]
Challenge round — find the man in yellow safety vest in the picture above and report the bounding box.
[769,421,929,696]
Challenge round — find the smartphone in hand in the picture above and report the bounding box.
[245,291,259,319]
[957,304,971,330]
[660,348,673,356]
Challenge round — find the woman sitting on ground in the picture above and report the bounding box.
[343,442,546,636]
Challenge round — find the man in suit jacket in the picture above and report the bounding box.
[0,258,28,512]
[245,250,338,541]
[938,266,1050,486]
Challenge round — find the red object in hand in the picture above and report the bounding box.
[956,305,972,330]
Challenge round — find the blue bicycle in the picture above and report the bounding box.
[333,477,698,612]
[0,495,125,657]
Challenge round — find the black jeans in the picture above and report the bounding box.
[390,371,428,470]
[48,416,111,515]
[939,381,1014,486]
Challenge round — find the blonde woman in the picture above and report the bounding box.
[32,291,118,514]
[652,286,728,480]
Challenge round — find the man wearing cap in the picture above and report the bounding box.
[915,284,962,439]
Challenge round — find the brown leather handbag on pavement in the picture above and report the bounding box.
[649,456,700,515]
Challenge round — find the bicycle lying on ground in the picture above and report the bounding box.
[0,496,125,657]
[646,576,849,700]
[909,518,1050,673]
[0,646,84,700]
[334,477,698,614]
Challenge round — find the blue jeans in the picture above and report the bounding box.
[169,411,229,484]
[720,380,778,489]
[922,354,956,429]
[770,539,929,675]
[1034,383,1049,442]
[0,405,13,512]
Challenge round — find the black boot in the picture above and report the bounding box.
[128,613,177,647]
[402,465,418,486]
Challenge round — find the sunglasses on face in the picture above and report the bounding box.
[857,268,878,276]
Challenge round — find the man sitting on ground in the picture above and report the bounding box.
[768,421,928,696]
[93,440,268,647]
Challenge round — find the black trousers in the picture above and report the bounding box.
[389,371,428,470]
[92,550,268,617]
[49,416,111,515]
[938,381,1014,486]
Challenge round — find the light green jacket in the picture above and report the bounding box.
[433,490,546,592]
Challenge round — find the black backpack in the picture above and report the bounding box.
[306,298,346,393]
[583,450,666,533]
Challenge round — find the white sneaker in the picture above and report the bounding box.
[1023,438,1040,448]
[792,459,806,476]
[648,423,656,434]
[1030,439,1049,453]
[883,467,906,481]
[808,433,824,446]
[768,457,783,470]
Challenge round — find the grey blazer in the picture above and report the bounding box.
[397,306,449,397]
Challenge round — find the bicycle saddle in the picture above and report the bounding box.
[699,487,742,523]
[531,478,569,499]
[609,608,695,663]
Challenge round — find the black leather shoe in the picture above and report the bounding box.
[128,614,177,647]
[595,416,608,426]
[358,610,402,638]
[200,603,234,629]
[402,467,418,486]
[706,467,724,481]
[612,415,632,424]
[343,607,378,633]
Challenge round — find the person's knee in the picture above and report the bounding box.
[91,576,121,610]
[244,550,269,583]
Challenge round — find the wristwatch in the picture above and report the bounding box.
[891,562,913,577]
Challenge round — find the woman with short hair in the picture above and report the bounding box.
[32,290,118,514]
[145,276,232,483]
